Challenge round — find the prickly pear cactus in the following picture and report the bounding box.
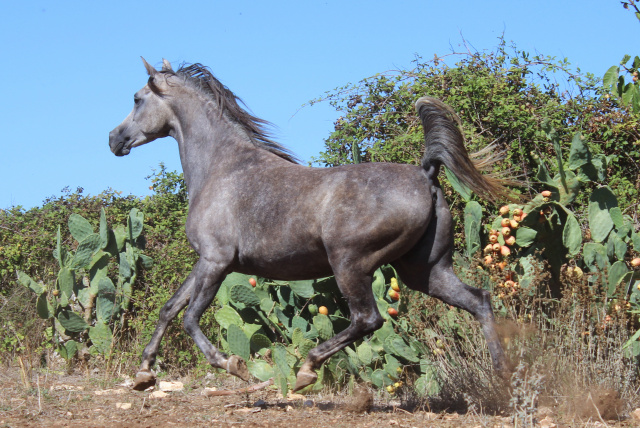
[17,207,152,360]
[212,263,444,397]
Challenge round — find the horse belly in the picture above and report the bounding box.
[235,230,333,281]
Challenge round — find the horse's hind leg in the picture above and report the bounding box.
[294,268,383,391]
[398,260,507,375]
[393,188,508,376]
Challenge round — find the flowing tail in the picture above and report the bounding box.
[415,96,515,202]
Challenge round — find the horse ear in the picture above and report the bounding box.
[162,58,173,72]
[141,57,157,77]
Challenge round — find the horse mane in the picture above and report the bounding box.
[158,63,299,164]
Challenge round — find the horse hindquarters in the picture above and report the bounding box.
[391,187,508,376]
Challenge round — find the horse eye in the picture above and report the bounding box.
[134,97,141,105]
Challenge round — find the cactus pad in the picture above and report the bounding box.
[313,314,333,340]
[68,213,94,243]
[214,306,243,330]
[230,284,261,307]
[289,280,315,299]
[227,323,251,361]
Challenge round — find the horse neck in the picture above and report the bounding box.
[169,99,256,200]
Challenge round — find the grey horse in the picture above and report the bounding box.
[109,58,511,392]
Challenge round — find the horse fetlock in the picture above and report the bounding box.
[225,355,249,381]
[132,369,157,391]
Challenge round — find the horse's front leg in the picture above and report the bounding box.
[182,258,250,381]
[294,269,383,391]
[133,270,197,391]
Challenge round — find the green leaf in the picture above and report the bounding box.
[57,310,88,333]
[464,201,482,257]
[57,267,75,301]
[214,306,243,330]
[371,369,386,388]
[603,66,619,91]
[388,336,419,362]
[444,166,472,200]
[128,208,144,240]
[515,227,537,248]
[17,271,44,295]
[415,371,441,396]
[291,328,305,346]
[313,314,333,341]
[96,277,116,323]
[567,133,590,170]
[357,341,373,365]
[118,252,132,280]
[250,333,272,353]
[89,322,113,355]
[113,225,127,252]
[247,360,274,381]
[588,187,617,243]
[230,284,261,307]
[36,294,53,319]
[583,243,608,271]
[68,214,94,243]
[139,254,153,269]
[562,214,582,256]
[58,340,78,360]
[372,268,386,299]
[54,225,66,268]
[608,261,629,297]
[273,344,291,378]
[227,323,251,361]
[610,207,624,230]
[289,280,315,299]
[71,234,102,269]
[298,339,315,359]
[99,208,109,249]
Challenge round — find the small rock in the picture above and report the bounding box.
[158,381,184,392]
[539,415,556,428]
[236,408,261,414]
[94,388,127,396]
[202,387,217,395]
[115,402,132,410]
[288,393,306,401]
[303,400,315,408]
[50,384,84,391]
[253,399,267,408]
[150,390,168,399]
[285,405,293,412]
[632,408,640,421]
[118,377,133,388]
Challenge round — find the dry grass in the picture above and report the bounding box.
[396,254,640,425]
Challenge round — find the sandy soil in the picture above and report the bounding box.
[0,366,635,428]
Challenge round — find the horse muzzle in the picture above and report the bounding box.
[109,128,132,157]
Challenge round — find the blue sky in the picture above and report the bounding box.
[1,1,638,209]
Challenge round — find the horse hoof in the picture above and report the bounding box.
[132,370,156,391]
[293,370,317,392]
[226,355,250,381]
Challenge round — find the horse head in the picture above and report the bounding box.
[108,58,175,156]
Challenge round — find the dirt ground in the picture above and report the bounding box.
[0,366,637,428]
